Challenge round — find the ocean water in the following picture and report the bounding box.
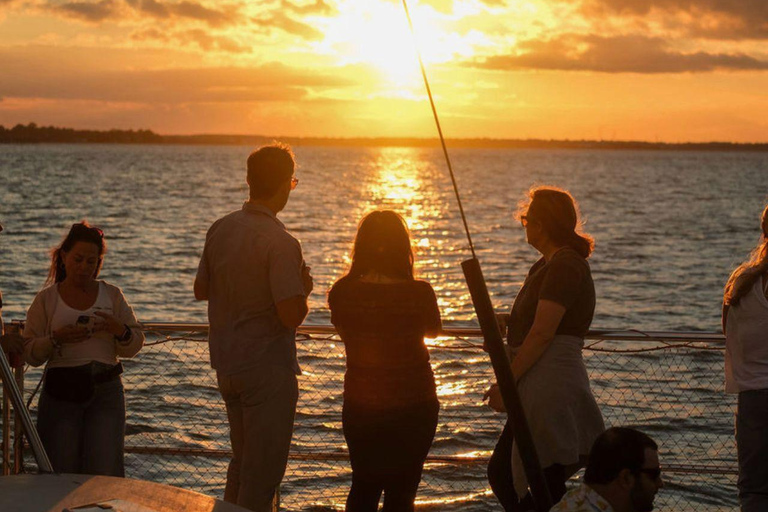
[1,144,767,510]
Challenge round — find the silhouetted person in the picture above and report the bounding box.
[551,427,664,512]
[194,144,312,512]
[486,186,604,509]
[24,221,144,476]
[328,210,441,512]
[723,203,768,512]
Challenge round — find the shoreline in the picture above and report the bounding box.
[2,124,768,151]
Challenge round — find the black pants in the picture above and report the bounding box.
[488,420,568,511]
[342,400,439,512]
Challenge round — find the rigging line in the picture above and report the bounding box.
[401,0,477,260]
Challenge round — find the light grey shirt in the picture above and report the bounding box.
[726,276,768,393]
[197,202,305,376]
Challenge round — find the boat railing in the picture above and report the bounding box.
[1,322,735,511]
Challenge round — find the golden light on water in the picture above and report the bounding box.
[364,147,431,233]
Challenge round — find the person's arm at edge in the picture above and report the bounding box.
[194,273,209,301]
[111,284,145,358]
[23,291,55,366]
[509,299,566,381]
[276,294,309,329]
[192,231,210,300]
[424,283,442,338]
[193,244,209,301]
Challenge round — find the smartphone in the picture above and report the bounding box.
[76,315,96,334]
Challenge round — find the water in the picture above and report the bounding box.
[1,144,767,509]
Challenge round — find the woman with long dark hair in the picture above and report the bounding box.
[723,204,768,512]
[328,210,441,512]
[23,221,144,476]
[486,186,604,510]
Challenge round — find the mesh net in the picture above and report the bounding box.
[7,327,737,511]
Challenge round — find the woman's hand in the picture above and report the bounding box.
[495,313,510,335]
[93,311,125,337]
[483,383,507,413]
[52,325,89,345]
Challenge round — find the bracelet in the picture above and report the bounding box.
[115,325,132,344]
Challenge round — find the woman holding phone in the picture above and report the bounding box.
[24,221,144,476]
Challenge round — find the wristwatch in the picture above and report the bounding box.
[116,325,132,344]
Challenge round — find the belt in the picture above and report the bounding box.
[93,362,123,384]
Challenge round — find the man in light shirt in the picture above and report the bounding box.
[551,427,663,512]
[195,144,312,512]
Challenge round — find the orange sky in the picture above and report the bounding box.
[1,0,767,142]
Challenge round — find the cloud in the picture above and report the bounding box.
[576,0,768,39]
[124,0,170,17]
[280,0,335,16]
[48,0,119,22]
[470,34,768,73]
[251,11,323,40]
[47,0,239,27]
[0,46,351,104]
[171,0,235,27]
[131,27,252,52]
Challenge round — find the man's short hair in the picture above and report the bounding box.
[247,143,295,199]
[584,427,658,485]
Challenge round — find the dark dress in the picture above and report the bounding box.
[328,277,441,512]
[488,247,603,510]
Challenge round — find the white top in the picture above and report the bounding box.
[49,282,117,368]
[23,280,144,368]
[726,275,768,393]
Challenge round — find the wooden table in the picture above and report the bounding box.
[0,474,250,512]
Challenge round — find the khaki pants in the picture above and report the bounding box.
[217,365,298,512]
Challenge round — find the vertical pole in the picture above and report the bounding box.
[462,258,553,511]
[13,364,24,473]
[2,378,10,475]
[0,344,53,473]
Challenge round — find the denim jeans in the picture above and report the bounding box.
[217,364,298,512]
[737,389,768,512]
[37,371,125,476]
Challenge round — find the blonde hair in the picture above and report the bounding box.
[724,204,768,306]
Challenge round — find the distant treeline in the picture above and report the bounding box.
[2,123,768,151]
[0,123,163,144]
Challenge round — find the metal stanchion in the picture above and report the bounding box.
[0,346,52,473]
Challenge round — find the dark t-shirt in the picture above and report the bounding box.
[328,277,441,408]
[507,248,595,347]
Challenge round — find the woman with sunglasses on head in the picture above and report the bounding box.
[328,210,441,512]
[23,221,144,476]
[723,204,768,512]
[486,186,604,510]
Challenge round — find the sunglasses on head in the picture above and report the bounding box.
[70,223,104,238]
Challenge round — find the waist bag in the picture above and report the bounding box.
[44,362,123,403]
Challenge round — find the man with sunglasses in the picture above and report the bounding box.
[551,427,664,512]
[194,144,312,512]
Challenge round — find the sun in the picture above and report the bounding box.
[321,1,464,86]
